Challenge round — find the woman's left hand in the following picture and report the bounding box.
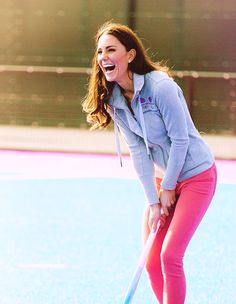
[159,188,176,216]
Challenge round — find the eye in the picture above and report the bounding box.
[107,48,115,52]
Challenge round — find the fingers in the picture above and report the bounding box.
[148,218,154,232]
[159,188,176,216]
[167,200,175,208]
[163,200,176,216]
[148,217,158,233]
[159,214,166,227]
[149,211,167,231]
[152,219,158,232]
[162,198,176,216]
[162,205,169,216]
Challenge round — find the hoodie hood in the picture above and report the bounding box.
[109,73,145,109]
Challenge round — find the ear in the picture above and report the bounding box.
[128,49,136,63]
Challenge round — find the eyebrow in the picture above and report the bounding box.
[97,45,117,51]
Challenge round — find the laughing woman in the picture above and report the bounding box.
[82,22,217,304]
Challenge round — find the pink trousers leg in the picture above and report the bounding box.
[144,164,217,304]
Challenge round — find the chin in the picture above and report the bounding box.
[105,75,116,82]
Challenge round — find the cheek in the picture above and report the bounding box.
[98,60,104,72]
[115,56,129,70]
[97,56,102,67]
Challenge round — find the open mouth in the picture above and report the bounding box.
[103,65,116,72]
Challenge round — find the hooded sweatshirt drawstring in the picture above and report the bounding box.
[113,96,151,167]
[114,107,123,167]
[138,98,151,158]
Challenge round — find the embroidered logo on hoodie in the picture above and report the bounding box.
[139,96,157,112]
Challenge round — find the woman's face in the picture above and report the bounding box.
[97,33,135,85]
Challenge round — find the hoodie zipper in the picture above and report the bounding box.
[113,91,152,167]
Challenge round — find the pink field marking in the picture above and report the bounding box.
[0,150,235,184]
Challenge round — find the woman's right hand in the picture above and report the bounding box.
[149,203,162,232]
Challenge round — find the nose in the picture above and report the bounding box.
[100,50,108,60]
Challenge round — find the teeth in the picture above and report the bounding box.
[104,64,115,72]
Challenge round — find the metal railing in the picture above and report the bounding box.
[0,64,236,133]
[1,65,236,79]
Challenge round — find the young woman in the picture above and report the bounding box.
[82,22,217,304]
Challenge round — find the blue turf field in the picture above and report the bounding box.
[0,152,235,304]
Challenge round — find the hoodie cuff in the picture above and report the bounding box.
[149,200,161,206]
[139,175,160,205]
[161,179,176,190]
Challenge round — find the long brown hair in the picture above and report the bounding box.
[82,21,170,129]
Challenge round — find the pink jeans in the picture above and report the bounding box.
[142,164,217,304]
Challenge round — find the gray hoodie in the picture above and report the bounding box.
[108,71,214,205]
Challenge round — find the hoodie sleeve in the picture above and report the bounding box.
[156,79,189,190]
[114,117,160,205]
